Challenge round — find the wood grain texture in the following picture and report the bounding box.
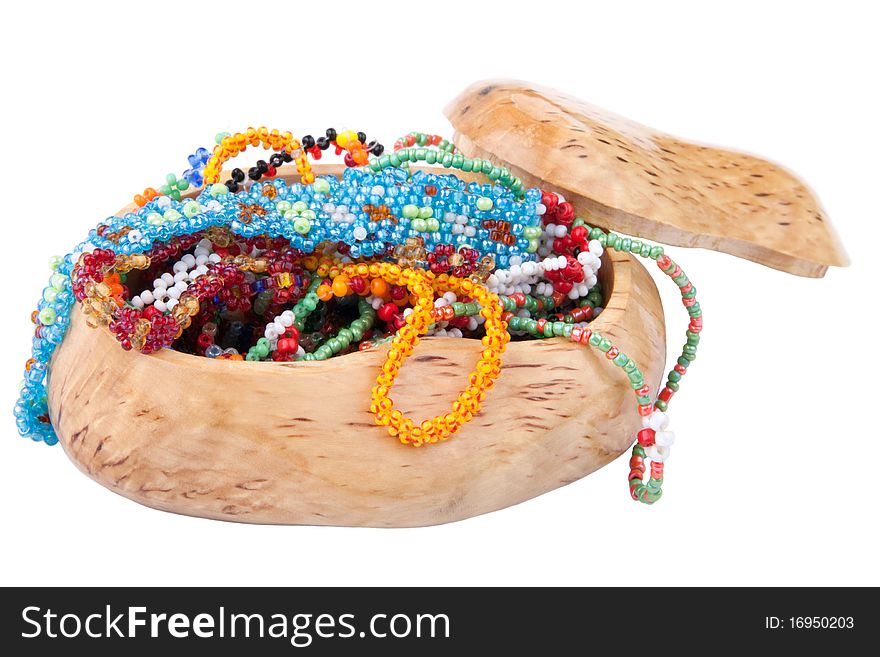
[46,172,666,526]
[445,79,848,277]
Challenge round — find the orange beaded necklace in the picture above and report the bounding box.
[351,264,508,446]
[203,128,314,186]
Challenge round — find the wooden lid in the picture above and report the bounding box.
[445,80,848,277]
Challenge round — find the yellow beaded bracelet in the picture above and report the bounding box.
[369,268,508,446]
[203,127,314,185]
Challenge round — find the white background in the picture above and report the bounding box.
[1,1,877,587]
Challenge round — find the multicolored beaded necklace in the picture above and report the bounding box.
[16,127,701,505]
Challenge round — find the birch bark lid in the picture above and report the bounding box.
[445,79,848,278]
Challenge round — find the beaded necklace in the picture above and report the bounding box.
[393,131,456,154]
[303,128,385,165]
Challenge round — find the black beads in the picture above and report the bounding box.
[301,128,383,161]
[248,167,261,181]
[231,168,245,183]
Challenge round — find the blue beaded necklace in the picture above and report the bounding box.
[16,165,543,445]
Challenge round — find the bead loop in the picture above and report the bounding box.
[370,267,508,446]
[203,127,313,186]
